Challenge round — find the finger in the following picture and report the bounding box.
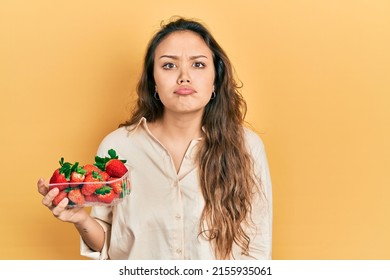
[52,197,69,217]
[41,187,59,207]
[37,178,49,195]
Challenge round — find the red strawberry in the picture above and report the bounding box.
[49,158,72,190]
[83,164,101,175]
[99,171,110,181]
[70,172,84,183]
[70,162,86,185]
[52,190,68,206]
[49,169,69,191]
[81,171,104,196]
[84,193,99,203]
[94,149,127,178]
[109,178,123,194]
[105,159,128,178]
[95,186,117,204]
[68,188,85,205]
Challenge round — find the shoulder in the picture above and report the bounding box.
[99,120,143,145]
[100,126,130,143]
[96,124,141,158]
[243,126,265,153]
[96,118,149,157]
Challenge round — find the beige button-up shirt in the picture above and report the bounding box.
[80,118,272,260]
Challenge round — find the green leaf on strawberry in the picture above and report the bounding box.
[95,185,116,204]
[94,149,127,171]
[58,157,73,181]
[71,162,87,175]
[95,185,112,195]
[108,149,118,159]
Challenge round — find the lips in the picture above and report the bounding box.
[174,87,196,95]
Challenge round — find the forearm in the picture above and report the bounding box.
[74,215,105,252]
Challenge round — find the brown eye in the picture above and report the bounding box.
[163,63,176,69]
[193,62,205,68]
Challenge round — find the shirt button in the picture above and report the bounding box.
[175,214,181,220]
[173,181,179,187]
[176,249,182,254]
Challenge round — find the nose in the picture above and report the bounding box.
[179,78,190,83]
[177,68,191,84]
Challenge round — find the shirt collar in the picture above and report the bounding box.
[129,117,203,141]
[135,117,148,130]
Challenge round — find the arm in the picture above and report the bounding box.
[256,140,273,259]
[73,213,105,252]
[242,129,273,259]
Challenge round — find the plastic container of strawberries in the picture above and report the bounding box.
[48,170,131,207]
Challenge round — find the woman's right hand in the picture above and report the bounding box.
[37,178,89,224]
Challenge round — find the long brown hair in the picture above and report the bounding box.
[120,17,259,259]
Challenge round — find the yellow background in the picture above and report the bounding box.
[1,0,389,259]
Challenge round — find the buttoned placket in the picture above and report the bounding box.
[174,140,201,259]
[142,120,201,259]
[172,175,184,259]
[165,140,200,259]
[158,149,183,259]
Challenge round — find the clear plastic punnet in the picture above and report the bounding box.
[48,171,131,207]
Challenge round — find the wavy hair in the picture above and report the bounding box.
[120,17,258,259]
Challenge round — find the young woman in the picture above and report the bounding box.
[38,17,273,260]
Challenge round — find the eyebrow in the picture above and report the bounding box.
[159,55,209,60]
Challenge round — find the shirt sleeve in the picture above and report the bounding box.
[240,130,273,260]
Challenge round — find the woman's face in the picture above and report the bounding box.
[153,30,215,116]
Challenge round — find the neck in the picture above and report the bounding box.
[153,111,204,140]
